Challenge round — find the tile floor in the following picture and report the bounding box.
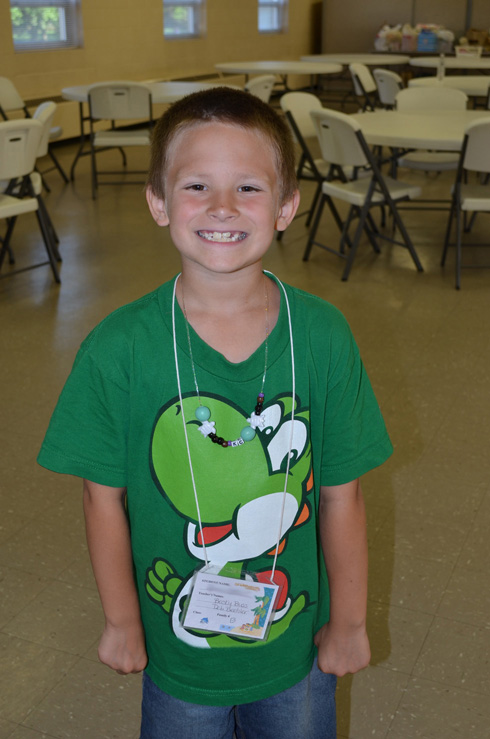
[1,135,489,739]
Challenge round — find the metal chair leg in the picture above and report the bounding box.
[341,202,371,281]
[305,181,323,227]
[35,208,61,283]
[48,147,69,183]
[387,199,423,272]
[0,218,17,267]
[90,141,98,200]
[455,200,462,290]
[36,196,61,260]
[303,195,326,261]
[441,199,456,267]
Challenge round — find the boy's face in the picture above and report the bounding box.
[147,122,299,278]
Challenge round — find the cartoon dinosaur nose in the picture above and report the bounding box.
[197,523,233,546]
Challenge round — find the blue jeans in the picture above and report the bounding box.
[140,659,337,739]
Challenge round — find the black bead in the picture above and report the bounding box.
[255,405,262,414]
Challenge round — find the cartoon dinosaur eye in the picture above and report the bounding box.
[260,404,282,435]
[267,419,308,472]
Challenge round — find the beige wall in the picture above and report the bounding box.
[472,0,490,32]
[322,0,412,53]
[322,0,488,53]
[0,0,320,100]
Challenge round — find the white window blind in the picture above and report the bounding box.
[163,0,205,39]
[10,0,82,52]
[258,0,287,33]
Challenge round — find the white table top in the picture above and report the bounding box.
[351,109,490,151]
[61,80,239,104]
[301,53,410,66]
[409,75,490,97]
[215,60,342,75]
[409,57,490,70]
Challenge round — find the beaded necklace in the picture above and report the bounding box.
[180,276,269,448]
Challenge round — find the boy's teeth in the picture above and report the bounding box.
[198,231,245,242]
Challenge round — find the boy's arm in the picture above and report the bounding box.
[314,479,371,677]
[83,479,148,675]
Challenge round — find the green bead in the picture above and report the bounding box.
[240,426,256,442]
[195,406,211,422]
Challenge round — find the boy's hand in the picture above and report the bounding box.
[98,620,148,675]
[314,621,371,677]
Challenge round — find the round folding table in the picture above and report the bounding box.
[62,80,241,180]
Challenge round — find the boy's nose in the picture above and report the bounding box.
[207,191,238,220]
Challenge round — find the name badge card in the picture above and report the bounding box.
[182,565,280,641]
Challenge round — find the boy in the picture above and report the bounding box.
[38,87,392,738]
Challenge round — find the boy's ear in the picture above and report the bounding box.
[275,189,301,232]
[146,186,170,227]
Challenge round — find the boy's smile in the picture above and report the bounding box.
[147,122,299,278]
[197,230,247,244]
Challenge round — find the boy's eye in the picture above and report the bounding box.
[238,185,260,193]
[186,184,206,191]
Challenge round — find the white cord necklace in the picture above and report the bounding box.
[172,271,296,580]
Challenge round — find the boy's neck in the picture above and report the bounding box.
[178,264,269,316]
[177,264,280,363]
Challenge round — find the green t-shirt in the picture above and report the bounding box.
[38,275,392,705]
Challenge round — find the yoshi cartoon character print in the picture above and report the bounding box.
[146,391,312,649]
[37,276,393,705]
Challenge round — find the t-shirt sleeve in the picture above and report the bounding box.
[37,327,130,487]
[318,309,393,486]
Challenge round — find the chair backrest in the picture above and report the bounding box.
[0,77,27,118]
[280,91,324,141]
[244,75,276,103]
[88,82,152,121]
[0,119,43,180]
[310,108,368,169]
[462,119,490,173]
[349,63,377,96]
[373,68,403,107]
[395,86,468,111]
[33,101,57,157]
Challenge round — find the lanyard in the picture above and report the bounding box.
[171,271,295,582]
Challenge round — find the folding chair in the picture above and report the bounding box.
[349,63,378,111]
[394,87,468,174]
[2,102,60,246]
[0,119,61,282]
[0,76,68,185]
[244,75,277,103]
[304,108,423,281]
[279,92,332,239]
[441,119,490,289]
[464,88,490,231]
[87,82,153,199]
[373,69,403,109]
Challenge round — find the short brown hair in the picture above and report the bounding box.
[147,86,297,203]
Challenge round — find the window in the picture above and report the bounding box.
[10,0,82,52]
[163,0,205,39]
[258,0,287,33]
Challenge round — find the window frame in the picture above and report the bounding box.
[258,0,288,34]
[9,0,82,52]
[163,0,206,40]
